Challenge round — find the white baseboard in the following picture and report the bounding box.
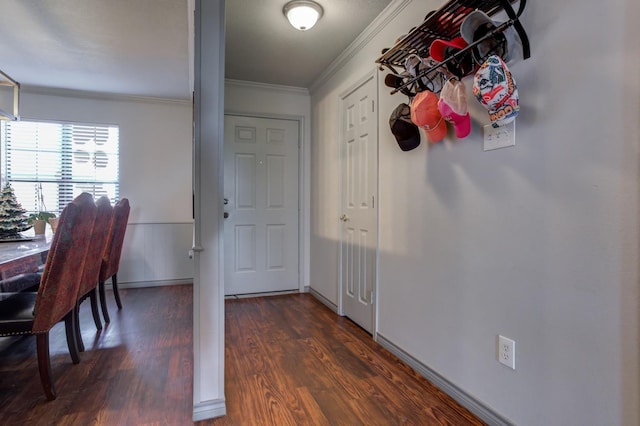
[109,279,192,290]
[375,334,515,426]
[308,287,338,313]
[193,398,226,421]
[223,289,301,299]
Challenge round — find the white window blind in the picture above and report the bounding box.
[0,120,119,214]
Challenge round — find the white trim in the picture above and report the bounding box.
[187,0,196,96]
[192,0,226,420]
[223,112,308,295]
[309,287,339,313]
[193,399,227,422]
[224,289,301,299]
[225,78,309,95]
[21,85,191,105]
[338,69,376,100]
[309,0,412,93]
[337,69,379,333]
[376,334,515,426]
[126,221,194,225]
[112,279,192,289]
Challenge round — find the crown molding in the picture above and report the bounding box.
[21,85,192,106]
[309,0,412,94]
[225,79,309,95]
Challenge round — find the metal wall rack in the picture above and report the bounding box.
[376,0,529,95]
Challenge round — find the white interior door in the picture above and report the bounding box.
[223,115,299,296]
[340,73,378,333]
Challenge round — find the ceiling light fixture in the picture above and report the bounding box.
[283,0,323,31]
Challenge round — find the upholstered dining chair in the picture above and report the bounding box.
[74,196,113,352]
[99,198,130,323]
[0,192,97,400]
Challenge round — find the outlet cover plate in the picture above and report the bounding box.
[484,121,515,151]
[498,335,516,369]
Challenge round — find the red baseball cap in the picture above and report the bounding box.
[429,37,467,61]
[429,37,475,78]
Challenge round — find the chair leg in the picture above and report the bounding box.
[99,280,110,323]
[89,288,102,330]
[73,303,85,353]
[36,333,57,401]
[64,310,81,363]
[112,273,122,309]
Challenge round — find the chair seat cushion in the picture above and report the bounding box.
[0,292,37,335]
[0,273,42,293]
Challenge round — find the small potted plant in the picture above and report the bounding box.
[28,211,56,235]
[28,183,57,235]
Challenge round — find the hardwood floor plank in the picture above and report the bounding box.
[311,388,368,425]
[207,294,485,426]
[0,287,484,425]
[292,386,332,426]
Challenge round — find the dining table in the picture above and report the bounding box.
[0,233,52,294]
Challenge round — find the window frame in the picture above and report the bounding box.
[0,118,120,215]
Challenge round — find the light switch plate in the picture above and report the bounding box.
[483,121,515,151]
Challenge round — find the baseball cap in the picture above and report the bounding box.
[384,73,416,97]
[410,91,447,143]
[429,37,475,78]
[473,55,519,127]
[404,55,445,94]
[438,79,471,138]
[460,10,520,64]
[389,103,421,151]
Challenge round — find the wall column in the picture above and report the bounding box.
[192,0,226,421]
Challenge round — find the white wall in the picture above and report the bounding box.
[120,223,193,283]
[309,0,640,424]
[18,88,194,284]
[225,79,311,289]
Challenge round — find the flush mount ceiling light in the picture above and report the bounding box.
[283,0,323,31]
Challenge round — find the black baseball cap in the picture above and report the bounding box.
[389,103,420,151]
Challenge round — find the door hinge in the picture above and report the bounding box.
[372,195,375,208]
[372,100,375,113]
[370,291,375,304]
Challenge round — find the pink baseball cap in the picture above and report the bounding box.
[438,79,471,138]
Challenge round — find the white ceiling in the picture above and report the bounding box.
[226,0,392,88]
[0,0,392,100]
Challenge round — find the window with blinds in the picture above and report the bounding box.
[0,120,119,214]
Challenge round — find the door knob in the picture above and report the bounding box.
[339,214,349,222]
[223,198,229,205]
[224,212,229,219]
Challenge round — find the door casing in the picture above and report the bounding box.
[223,111,307,295]
[338,69,379,336]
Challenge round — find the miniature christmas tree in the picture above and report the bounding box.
[0,183,32,236]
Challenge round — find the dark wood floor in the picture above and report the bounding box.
[0,285,484,425]
[0,285,193,425]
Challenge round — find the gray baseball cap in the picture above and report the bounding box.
[460,11,520,64]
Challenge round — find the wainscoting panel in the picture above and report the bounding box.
[118,222,194,284]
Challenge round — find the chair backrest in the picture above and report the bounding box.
[32,193,97,333]
[77,196,113,298]
[99,198,130,283]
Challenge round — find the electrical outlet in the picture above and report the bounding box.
[497,335,516,369]
[483,121,515,151]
